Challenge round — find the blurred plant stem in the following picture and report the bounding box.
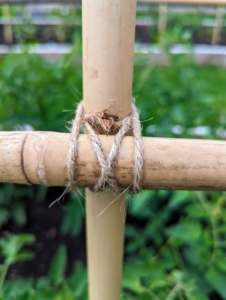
[2,5,13,44]
[0,262,9,290]
[211,6,224,45]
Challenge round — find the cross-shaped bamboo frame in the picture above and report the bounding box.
[1,1,226,299]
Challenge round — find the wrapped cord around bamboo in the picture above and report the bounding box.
[67,101,144,194]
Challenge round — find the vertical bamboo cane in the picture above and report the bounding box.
[82,1,137,299]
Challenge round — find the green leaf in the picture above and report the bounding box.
[60,193,84,237]
[0,210,10,228]
[48,245,67,286]
[10,202,27,225]
[0,234,35,266]
[2,278,34,296]
[206,267,226,299]
[167,191,191,211]
[166,221,202,244]
[36,277,51,289]
[68,262,87,298]
[12,251,35,263]
[15,234,36,246]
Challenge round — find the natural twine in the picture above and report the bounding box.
[67,101,144,194]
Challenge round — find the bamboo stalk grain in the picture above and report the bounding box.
[1,131,226,191]
[82,0,137,299]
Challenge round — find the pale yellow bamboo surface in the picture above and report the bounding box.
[1,131,226,191]
[82,0,137,299]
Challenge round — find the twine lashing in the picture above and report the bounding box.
[67,101,144,194]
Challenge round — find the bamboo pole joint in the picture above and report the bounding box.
[67,101,144,195]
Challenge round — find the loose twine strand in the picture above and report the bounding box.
[67,101,144,194]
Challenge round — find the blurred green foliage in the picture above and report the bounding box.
[0,3,226,300]
[134,54,226,139]
[0,236,88,300]
[0,41,82,131]
[0,234,35,291]
[122,190,226,299]
[1,4,82,44]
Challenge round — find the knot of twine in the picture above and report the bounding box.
[67,101,144,194]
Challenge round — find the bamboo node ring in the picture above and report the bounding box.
[67,101,144,194]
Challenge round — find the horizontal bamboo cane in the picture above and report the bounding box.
[1,131,226,191]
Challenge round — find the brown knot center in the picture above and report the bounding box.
[84,110,122,135]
